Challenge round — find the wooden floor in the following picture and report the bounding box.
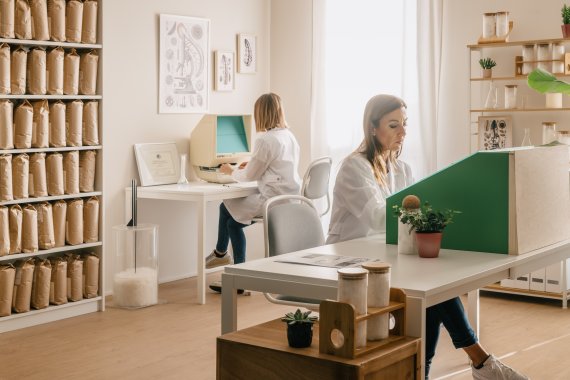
[0,273,569,379]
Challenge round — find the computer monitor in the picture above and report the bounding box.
[190,114,254,183]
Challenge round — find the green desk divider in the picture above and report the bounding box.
[386,151,510,254]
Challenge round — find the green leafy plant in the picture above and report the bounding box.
[527,68,570,94]
[393,202,460,233]
[281,309,318,326]
[479,58,497,70]
[562,4,570,25]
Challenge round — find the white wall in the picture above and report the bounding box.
[102,0,270,290]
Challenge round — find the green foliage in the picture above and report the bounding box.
[479,57,497,69]
[562,4,570,24]
[281,309,318,326]
[527,68,570,94]
[393,202,460,233]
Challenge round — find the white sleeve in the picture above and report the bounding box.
[232,138,272,182]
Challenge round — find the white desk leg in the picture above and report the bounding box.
[221,272,238,334]
[406,296,426,380]
[197,200,207,305]
[467,289,480,338]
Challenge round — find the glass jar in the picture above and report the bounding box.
[537,43,551,72]
[361,262,391,341]
[522,44,535,75]
[557,131,570,162]
[337,267,368,348]
[542,122,558,144]
[552,43,565,74]
[496,12,509,37]
[504,85,518,109]
[482,13,496,39]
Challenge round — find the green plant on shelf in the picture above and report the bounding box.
[281,309,318,326]
[527,68,570,93]
[562,4,570,24]
[479,58,497,70]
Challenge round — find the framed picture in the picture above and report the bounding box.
[159,14,210,113]
[237,33,256,73]
[478,116,513,150]
[134,143,180,186]
[214,51,235,91]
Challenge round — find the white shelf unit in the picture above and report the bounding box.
[0,2,104,332]
[468,38,570,308]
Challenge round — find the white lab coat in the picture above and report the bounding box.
[326,153,414,244]
[224,128,301,224]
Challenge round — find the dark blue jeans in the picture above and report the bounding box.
[215,203,250,264]
[425,296,478,379]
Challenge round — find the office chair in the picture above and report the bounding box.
[301,156,332,217]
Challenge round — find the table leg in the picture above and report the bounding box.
[197,200,207,305]
[467,289,480,337]
[221,272,237,334]
[406,296,426,380]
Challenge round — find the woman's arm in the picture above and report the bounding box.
[231,139,272,182]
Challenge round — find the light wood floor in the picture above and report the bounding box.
[0,273,569,379]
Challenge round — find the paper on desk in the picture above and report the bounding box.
[275,253,382,269]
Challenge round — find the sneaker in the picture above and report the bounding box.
[209,281,250,296]
[205,250,233,269]
[472,354,529,380]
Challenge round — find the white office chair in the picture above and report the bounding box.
[301,156,332,217]
[262,194,325,311]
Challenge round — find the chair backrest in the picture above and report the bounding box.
[263,195,325,258]
[301,157,332,217]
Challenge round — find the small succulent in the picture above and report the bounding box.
[562,4,570,25]
[281,309,318,326]
[479,58,497,70]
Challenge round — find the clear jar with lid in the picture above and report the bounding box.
[482,13,496,39]
[537,43,551,72]
[362,262,391,341]
[504,85,518,109]
[496,11,509,37]
[337,267,368,348]
[557,131,570,163]
[522,45,535,75]
[552,43,565,74]
[542,122,558,144]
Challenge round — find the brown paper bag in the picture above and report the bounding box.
[14,100,33,148]
[0,206,8,256]
[79,150,96,192]
[82,101,98,145]
[49,256,67,305]
[9,205,22,254]
[83,196,98,243]
[31,258,50,309]
[79,50,97,95]
[81,0,97,44]
[31,99,49,148]
[66,254,82,301]
[35,202,54,249]
[0,0,15,38]
[63,150,78,194]
[82,252,98,298]
[29,152,47,197]
[63,48,79,95]
[0,99,13,149]
[66,198,83,245]
[46,46,63,95]
[46,152,63,196]
[0,43,10,94]
[0,154,13,201]
[66,100,82,147]
[30,0,49,40]
[10,46,27,95]
[49,100,65,147]
[12,258,33,313]
[27,47,46,95]
[12,153,29,199]
[47,0,65,41]
[15,0,32,40]
[65,0,82,43]
[22,204,37,252]
[52,200,66,247]
[0,264,15,316]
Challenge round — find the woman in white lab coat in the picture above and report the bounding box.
[206,93,301,292]
[327,94,527,380]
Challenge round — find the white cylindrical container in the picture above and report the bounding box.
[113,224,159,308]
[552,43,565,74]
[542,122,558,144]
[504,85,518,109]
[537,43,551,72]
[337,268,368,348]
[362,262,391,341]
[546,93,563,108]
[482,13,496,39]
[556,131,570,162]
[522,44,535,75]
[398,220,417,255]
[496,12,509,37]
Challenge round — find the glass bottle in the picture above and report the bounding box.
[177,153,188,184]
[504,85,518,109]
[484,82,498,109]
[521,128,533,147]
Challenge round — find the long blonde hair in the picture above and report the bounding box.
[357,94,407,189]
[254,93,288,132]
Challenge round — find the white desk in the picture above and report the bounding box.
[221,234,570,377]
[125,181,258,304]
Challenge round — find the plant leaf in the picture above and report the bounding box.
[527,68,570,94]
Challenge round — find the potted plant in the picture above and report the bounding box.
[281,309,318,348]
[394,201,460,258]
[527,68,570,108]
[479,58,496,79]
[562,4,570,38]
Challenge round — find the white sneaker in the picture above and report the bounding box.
[472,355,529,380]
[205,250,233,269]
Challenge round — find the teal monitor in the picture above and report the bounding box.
[216,116,250,155]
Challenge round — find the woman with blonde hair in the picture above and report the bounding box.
[327,94,527,380]
[206,93,301,293]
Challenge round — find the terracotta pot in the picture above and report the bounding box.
[415,232,443,258]
[562,24,570,38]
[286,323,313,348]
[482,68,492,79]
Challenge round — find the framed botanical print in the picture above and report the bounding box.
[237,33,256,73]
[478,116,513,150]
[214,51,235,91]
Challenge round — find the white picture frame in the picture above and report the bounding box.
[478,116,513,150]
[237,33,256,73]
[214,51,235,91]
[134,143,180,186]
[159,14,210,113]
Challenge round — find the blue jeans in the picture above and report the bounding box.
[215,203,250,264]
[425,297,478,379]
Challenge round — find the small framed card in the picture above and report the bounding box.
[134,143,180,186]
[478,116,513,150]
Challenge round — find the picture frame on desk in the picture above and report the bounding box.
[134,143,181,186]
[478,116,513,150]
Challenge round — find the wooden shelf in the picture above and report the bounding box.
[471,107,570,113]
[0,191,102,206]
[0,242,103,262]
[471,73,570,81]
[468,37,570,49]
[0,95,101,100]
[483,284,568,302]
[0,38,101,49]
[0,146,102,154]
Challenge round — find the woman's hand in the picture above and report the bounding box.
[220,163,234,176]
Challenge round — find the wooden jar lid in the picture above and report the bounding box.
[361,262,391,273]
[337,267,368,279]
